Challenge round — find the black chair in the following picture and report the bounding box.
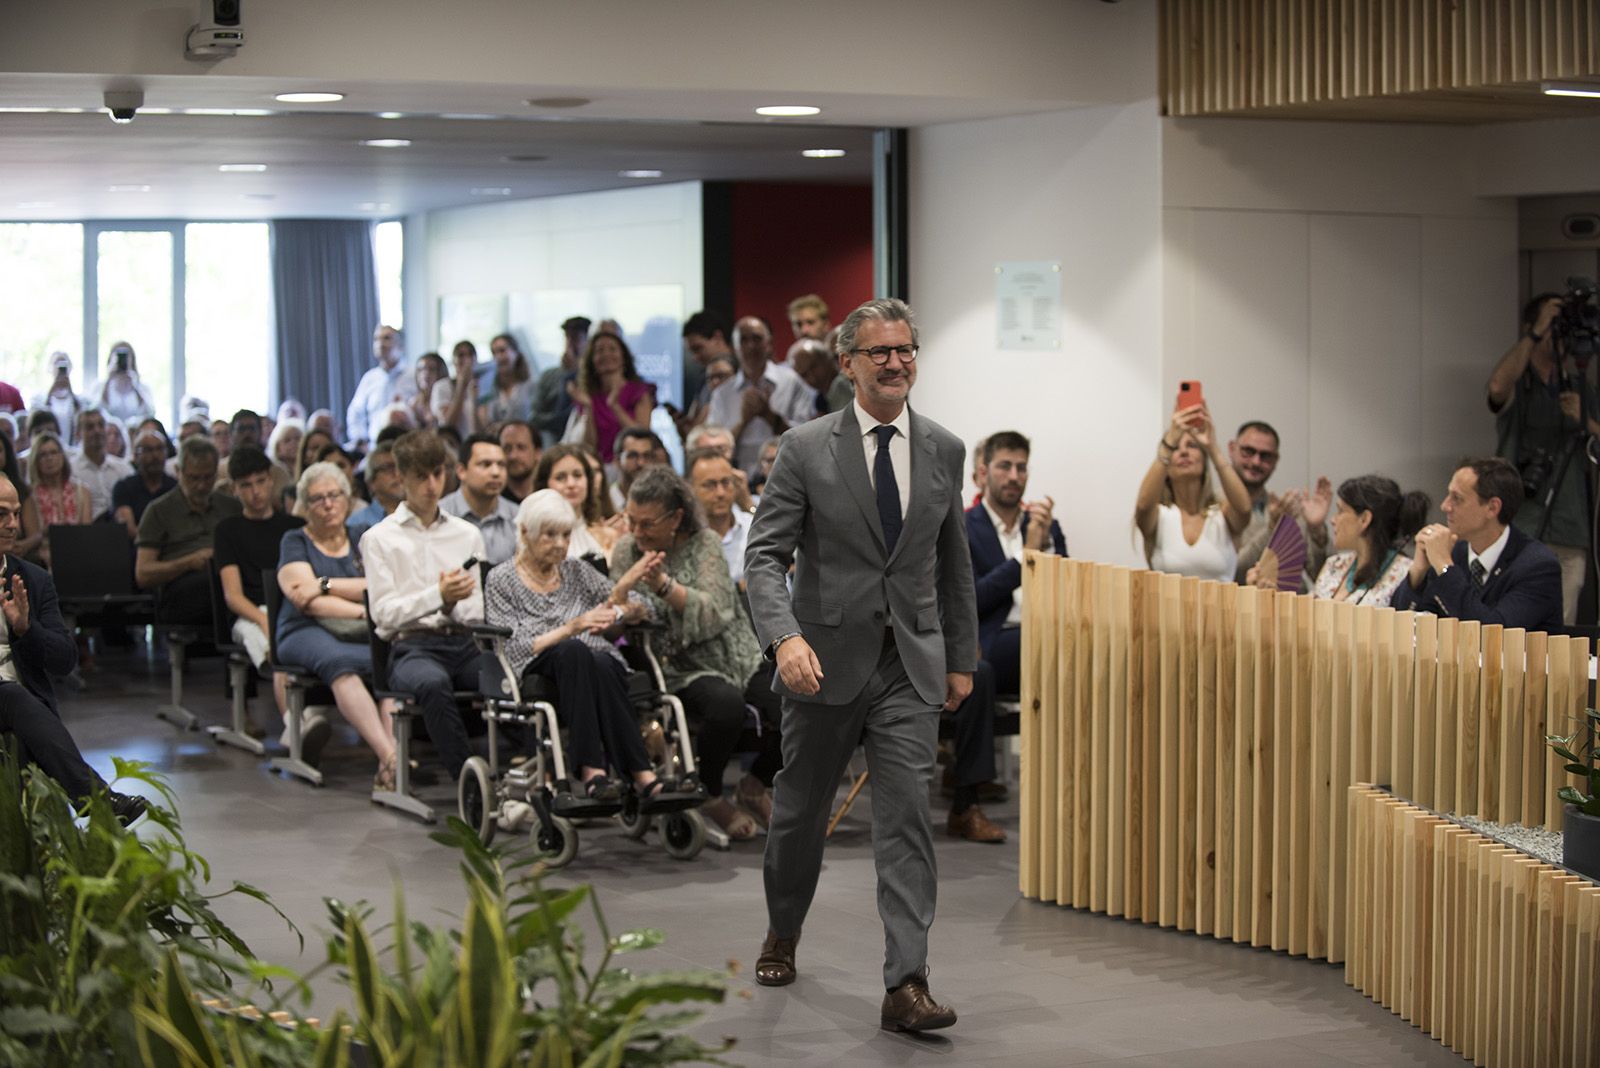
[263,568,336,786]
[364,594,461,823]
[205,559,264,755]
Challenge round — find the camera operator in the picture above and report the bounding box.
[1485,292,1599,626]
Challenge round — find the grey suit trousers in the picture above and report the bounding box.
[763,634,940,989]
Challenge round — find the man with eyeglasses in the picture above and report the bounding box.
[1229,419,1331,586]
[0,473,146,825]
[745,297,977,1032]
[708,316,817,473]
[688,446,753,590]
[112,429,179,540]
[347,441,403,544]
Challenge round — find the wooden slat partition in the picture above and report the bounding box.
[1348,786,1600,1068]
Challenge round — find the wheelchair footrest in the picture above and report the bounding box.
[550,791,624,819]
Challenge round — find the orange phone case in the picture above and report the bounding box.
[1177,380,1204,411]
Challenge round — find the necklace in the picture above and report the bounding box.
[519,561,561,592]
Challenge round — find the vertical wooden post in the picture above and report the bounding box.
[1477,624,1504,820]
[1159,572,1181,927]
[1455,620,1482,816]
[1018,553,1045,898]
[1521,629,1548,829]
[1434,617,1460,813]
[1071,562,1094,909]
[1107,567,1131,918]
[1043,559,1069,904]
[1196,580,1221,936]
[1498,628,1526,826]
[1216,581,1238,941]
[1088,565,1112,914]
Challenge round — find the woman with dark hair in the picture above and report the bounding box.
[409,352,448,429]
[536,442,617,563]
[477,333,535,426]
[1133,403,1251,580]
[610,465,783,840]
[434,340,479,436]
[572,331,654,466]
[1303,476,1429,605]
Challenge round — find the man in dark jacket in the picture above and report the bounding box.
[1391,457,1563,631]
[0,474,145,824]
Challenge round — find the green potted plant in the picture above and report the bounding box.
[1547,707,1600,882]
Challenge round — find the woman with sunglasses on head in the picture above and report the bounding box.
[1133,402,1252,581]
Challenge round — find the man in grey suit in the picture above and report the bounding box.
[744,297,978,1032]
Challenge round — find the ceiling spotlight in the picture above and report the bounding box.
[360,138,411,148]
[1542,81,1600,98]
[218,163,267,172]
[619,169,662,179]
[755,104,821,117]
[108,184,152,193]
[275,91,344,103]
[801,148,847,158]
[527,97,591,108]
[470,187,512,196]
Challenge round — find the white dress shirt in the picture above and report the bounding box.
[70,449,133,520]
[716,507,753,585]
[982,499,1028,626]
[346,362,417,446]
[1466,524,1511,582]
[856,398,911,519]
[439,488,520,566]
[360,502,486,640]
[708,360,817,472]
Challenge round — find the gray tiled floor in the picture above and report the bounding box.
[60,647,1465,1066]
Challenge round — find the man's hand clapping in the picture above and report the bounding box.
[1,573,30,637]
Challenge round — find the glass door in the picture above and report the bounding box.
[87,223,182,428]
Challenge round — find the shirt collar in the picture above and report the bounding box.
[1467,524,1511,576]
[394,501,451,530]
[982,497,1020,537]
[853,398,910,441]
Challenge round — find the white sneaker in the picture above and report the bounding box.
[281,710,332,767]
[497,799,533,833]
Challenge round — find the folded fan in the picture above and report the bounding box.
[1264,514,1307,592]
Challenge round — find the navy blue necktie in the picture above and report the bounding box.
[873,424,902,555]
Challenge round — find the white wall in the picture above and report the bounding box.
[1163,118,1517,516]
[909,102,1165,567]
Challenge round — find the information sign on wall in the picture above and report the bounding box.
[995,261,1062,350]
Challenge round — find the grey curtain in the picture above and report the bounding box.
[271,220,379,427]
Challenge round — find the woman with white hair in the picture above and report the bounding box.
[484,488,676,803]
[266,417,304,479]
[275,461,397,787]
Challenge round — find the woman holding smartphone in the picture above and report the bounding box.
[1133,391,1252,581]
[98,341,157,424]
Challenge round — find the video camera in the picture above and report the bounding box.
[1549,276,1600,366]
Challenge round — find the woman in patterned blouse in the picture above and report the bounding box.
[485,489,676,803]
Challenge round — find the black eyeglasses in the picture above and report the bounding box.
[848,345,918,365]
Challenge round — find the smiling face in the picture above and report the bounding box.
[490,335,518,370]
[546,455,589,510]
[1228,427,1280,491]
[842,318,916,418]
[0,478,20,553]
[591,335,625,379]
[1167,432,1205,478]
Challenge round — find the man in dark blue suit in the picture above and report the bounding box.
[0,474,145,824]
[1391,457,1562,631]
[965,431,1068,696]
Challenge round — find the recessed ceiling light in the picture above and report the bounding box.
[218,163,267,173]
[356,202,392,211]
[527,96,592,109]
[755,104,821,117]
[185,107,274,116]
[470,187,512,196]
[275,91,344,103]
[801,148,847,158]
[619,169,662,179]
[108,184,151,193]
[504,154,548,163]
[438,113,498,121]
[377,111,404,119]
[360,138,411,148]
[1542,81,1600,98]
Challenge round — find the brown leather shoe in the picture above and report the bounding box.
[947,805,1006,843]
[755,930,799,986]
[881,973,957,1032]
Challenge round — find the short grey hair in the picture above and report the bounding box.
[627,465,702,535]
[834,297,919,357]
[177,433,219,472]
[515,488,577,542]
[297,460,351,503]
[685,423,733,452]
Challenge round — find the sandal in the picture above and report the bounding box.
[374,751,398,792]
[581,774,621,802]
[735,775,773,829]
[703,796,758,841]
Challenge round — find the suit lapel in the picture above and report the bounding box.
[830,404,887,554]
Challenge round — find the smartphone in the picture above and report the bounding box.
[1176,380,1204,412]
[461,555,480,573]
[114,349,130,373]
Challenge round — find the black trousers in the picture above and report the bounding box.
[987,625,1021,697]
[0,681,96,800]
[524,638,650,777]
[677,661,783,797]
[946,658,997,788]
[390,634,481,779]
[155,569,212,628]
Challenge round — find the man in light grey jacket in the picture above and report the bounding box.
[744,297,978,1033]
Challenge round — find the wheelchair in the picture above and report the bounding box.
[456,621,708,868]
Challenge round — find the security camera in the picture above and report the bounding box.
[104,89,144,124]
[186,0,244,59]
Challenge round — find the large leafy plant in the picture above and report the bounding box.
[1548,708,1600,818]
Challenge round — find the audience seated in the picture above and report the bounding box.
[346,441,402,543]
[1391,456,1563,630]
[748,437,780,497]
[685,422,754,513]
[434,342,479,437]
[208,418,231,458]
[1134,404,1251,581]
[134,435,241,628]
[485,488,676,803]
[361,431,485,780]
[1228,420,1330,587]
[572,331,655,466]
[31,352,86,448]
[708,316,815,473]
[609,427,668,512]
[24,410,61,453]
[686,446,753,590]
[97,341,157,423]
[229,408,265,455]
[69,408,132,521]
[105,417,130,459]
[478,333,535,428]
[496,419,542,503]
[533,318,587,447]
[275,460,395,782]
[346,324,414,451]
[19,432,91,566]
[787,337,852,417]
[536,443,616,564]
[214,445,304,726]
[306,409,338,439]
[439,433,518,565]
[1287,476,1428,605]
[112,429,178,539]
[610,467,781,837]
[0,473,144,824]
[266,418,304,479]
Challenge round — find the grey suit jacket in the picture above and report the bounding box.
[744,403,979,707]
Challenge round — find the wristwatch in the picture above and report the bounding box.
[768,631,801,659]
[319,576,332,596]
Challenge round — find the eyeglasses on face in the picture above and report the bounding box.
[306,490,348,508]
[627,509,678,531]
[1238,445,1279,463]
[848,344,918,365]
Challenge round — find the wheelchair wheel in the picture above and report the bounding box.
[617,805,653,840]
[661,809,706,861]
[458,756,496,846]
[531,814,578,869]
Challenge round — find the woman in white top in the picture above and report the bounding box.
[98,341,157,424]
[1300,475,1428,605]
[1134,403,1251,581]
[431,341,479,437]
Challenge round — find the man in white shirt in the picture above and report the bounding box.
[69,407,132,520]
[361,430,486,779]
[707,316,816,473]
[688,447,752,589]
[439,433,519,566]
[346,324,416,451]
